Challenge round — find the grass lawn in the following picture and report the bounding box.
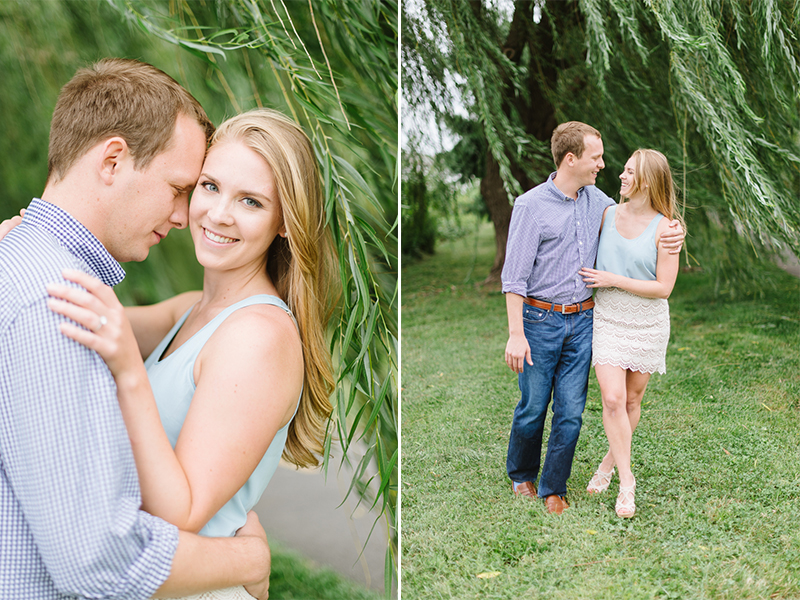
[400,222,800,600]
[270,542,382,599]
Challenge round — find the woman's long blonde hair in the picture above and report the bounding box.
[626,148,686,232]
[211,109,338,468]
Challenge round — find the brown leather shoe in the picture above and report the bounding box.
[512,481,537,499]
[544,494,569,515]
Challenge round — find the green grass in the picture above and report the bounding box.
[400,223,800,600]
[270,542,382,599]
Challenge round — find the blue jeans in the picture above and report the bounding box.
[506,302,594,497]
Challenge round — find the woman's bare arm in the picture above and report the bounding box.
[47,270,303,533]
[119,306,302,531]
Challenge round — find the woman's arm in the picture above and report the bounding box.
[47,270,303,533]
[121,306,302,531]
[580,218,680,299]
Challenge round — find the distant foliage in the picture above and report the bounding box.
[404,0,800,295]
[401,148,437,257]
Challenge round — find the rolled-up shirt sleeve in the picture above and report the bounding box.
[501,201,541,297]
[0,297,177,599]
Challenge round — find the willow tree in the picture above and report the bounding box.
[403,0,800,293]
[1,0,398,584]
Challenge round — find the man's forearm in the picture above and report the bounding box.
[153,531,269,597]
[506,293,525,336]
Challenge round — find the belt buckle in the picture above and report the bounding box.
[561,303,567,314]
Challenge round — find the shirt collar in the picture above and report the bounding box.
[546,172,589,201]
[24,198,126,286]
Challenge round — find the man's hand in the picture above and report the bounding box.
[0,209,25,240]
[505,333,532,374]
[659,219,685,255]
[236,511,270,600]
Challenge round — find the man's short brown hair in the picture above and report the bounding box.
[47,58,215,182]
[551,121,602,168]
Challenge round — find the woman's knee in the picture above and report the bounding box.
[602,392,627,414]
[625,389,646,411]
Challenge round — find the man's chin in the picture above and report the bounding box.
[117,248,151,264]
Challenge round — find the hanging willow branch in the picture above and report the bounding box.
[405,0,800,294]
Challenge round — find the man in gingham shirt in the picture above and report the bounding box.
[502,122,683,515]
[0,59,270,599]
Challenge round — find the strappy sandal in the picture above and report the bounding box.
[586,467,615,494]
[616,479,636,518]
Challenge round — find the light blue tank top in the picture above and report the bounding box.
[596,205,664,281]
[143,294,300,537]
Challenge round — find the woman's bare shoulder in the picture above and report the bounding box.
[207,302,301,359]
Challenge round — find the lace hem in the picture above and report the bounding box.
[592,287,669,374]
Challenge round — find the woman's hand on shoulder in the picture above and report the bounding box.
[46,269,144,380]
[0,209,25,240]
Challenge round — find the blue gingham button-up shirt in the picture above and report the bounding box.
[501,173,615,304]
[0,199,178,599]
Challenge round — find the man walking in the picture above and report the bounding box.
[0,59,270,599]
[502,122,682,514]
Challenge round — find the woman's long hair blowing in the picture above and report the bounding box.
[629,148,686,235]
[212,109,339,468]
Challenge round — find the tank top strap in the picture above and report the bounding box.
[215,294,296,330]
[604,204,617,230]
[643,212,665,241]
[178,294,295,354]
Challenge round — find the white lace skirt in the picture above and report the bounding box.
[592,287,669,374]
[158,586,255,600]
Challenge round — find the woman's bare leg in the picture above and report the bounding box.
[595,368,652,476]
[595,364,635,487]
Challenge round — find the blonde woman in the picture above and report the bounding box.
[46,108,338,599]
[579,149,681,519]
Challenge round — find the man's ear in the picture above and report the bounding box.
[565,152,576,167]
[98,137,129,185]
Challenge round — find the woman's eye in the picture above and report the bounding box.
[243,197,262,208]
[202,182,218,193]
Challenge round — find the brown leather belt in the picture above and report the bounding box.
[524,297,594,314]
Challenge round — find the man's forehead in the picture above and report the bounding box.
[585,136,603,155]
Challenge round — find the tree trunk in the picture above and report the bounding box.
[476,0,579,283]
[481,152,514,285]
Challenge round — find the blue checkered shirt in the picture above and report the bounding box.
[501,173,615,304]
[0,199,178,599]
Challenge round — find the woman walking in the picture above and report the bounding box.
[580,148,681,518]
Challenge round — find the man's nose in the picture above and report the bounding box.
[170,194,190,230]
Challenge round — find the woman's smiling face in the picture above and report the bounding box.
[619,156,638,198]
[189,140,286,273]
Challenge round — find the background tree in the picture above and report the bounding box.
[1,0,397,586]
[403,0,800,294]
